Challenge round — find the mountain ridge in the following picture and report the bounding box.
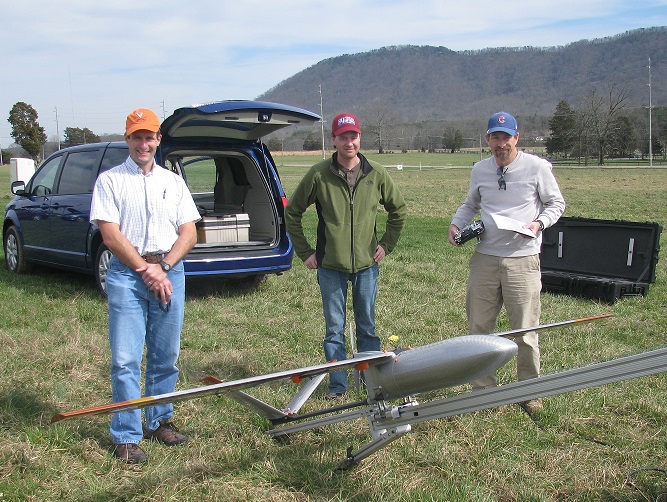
[258,27,667,125]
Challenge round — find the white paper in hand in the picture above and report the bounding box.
[491,214,536,238]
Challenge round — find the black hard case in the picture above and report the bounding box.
[540,217,662,303]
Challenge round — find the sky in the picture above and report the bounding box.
[2,0,666,146]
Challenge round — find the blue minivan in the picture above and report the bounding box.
[3,100,320,295]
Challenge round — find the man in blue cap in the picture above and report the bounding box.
[447,112,566,415]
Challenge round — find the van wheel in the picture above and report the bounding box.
[4,226,32,274]
[95,244,113,297]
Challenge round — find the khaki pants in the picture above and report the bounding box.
[466,252,542,389]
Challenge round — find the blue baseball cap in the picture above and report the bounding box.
[486,112,518,135]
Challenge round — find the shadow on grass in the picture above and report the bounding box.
[0,264,101,300]
[0,261,272,300]
[185,274,269,299]
[0,388,56,427]
[0,388,112,447]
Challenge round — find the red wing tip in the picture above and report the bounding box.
[576,313,613,322]
[200,376,224,385]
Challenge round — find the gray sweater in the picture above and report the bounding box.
[451,151,566,257]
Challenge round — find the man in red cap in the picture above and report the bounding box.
[286,112,407,399]
[91,108,201,463]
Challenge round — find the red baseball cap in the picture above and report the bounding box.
[332,113,361,136]
[125,108,161,136]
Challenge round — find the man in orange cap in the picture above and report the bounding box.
[91,108,201,463]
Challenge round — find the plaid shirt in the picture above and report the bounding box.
[90,157,200,256]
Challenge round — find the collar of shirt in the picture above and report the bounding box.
[335,159,361,189]
[122,156,158,176]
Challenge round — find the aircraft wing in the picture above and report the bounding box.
[492,314,612,338]
[51,351,395,424]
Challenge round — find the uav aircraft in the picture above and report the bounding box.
[52,314,667,470]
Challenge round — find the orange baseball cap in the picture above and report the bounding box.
[125,108,161,136]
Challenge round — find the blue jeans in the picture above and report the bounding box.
[317,264,380,393]
[106,257,186,444]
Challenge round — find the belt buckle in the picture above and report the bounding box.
[143,253,164,264]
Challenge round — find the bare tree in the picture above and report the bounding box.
[361,100,397,153]
[578,84,630,165]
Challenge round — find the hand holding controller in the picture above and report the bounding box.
[454,220,485,245]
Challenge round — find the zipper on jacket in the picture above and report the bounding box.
[336,159,367,273]
[350,190,355,271]
[349,171,367,272]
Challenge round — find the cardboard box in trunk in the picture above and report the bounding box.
[197,213,250,244]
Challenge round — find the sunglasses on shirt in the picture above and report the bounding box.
[497,167,507,190]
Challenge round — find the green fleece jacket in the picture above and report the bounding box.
[285,153,407,273]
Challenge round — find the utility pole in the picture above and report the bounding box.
[648,58,653,167]
[319,85,325,160]
[54,107,61,150]
[161,101,166,121]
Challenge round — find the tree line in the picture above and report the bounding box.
[546,85,666,165]
[7,96,666,166]
[7,102,102,162]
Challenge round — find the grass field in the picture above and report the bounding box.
[0,158,666,501]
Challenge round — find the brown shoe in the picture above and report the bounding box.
[145,420,188,446]
[113,443,148,464]
[520,398,543,416]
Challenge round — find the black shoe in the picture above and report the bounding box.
[113,443,148,464]
[145,419,189,446]
[324,392,345,401]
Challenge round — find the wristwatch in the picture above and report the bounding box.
[160,260,172,272]
[534,219,545,232]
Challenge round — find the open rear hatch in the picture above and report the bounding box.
[158,101,320,255]
[160,100,321,143]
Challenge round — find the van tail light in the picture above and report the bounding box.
[280,196,289,228]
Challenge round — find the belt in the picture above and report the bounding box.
[142,253,166,264]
